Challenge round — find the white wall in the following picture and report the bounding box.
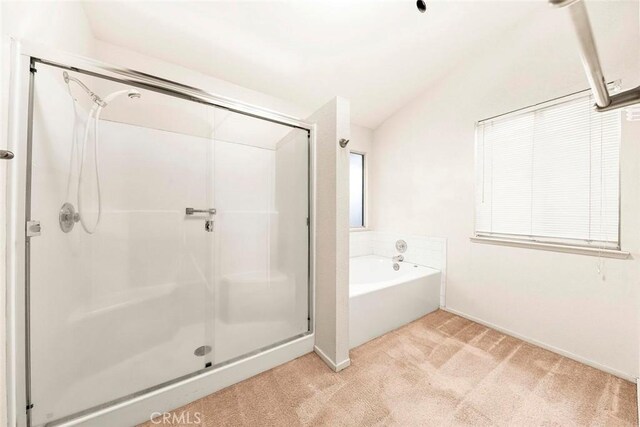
[309,97,351,371]
[371,1,640,380]
[349,124,373,154]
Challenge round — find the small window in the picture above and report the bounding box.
[475,90,621,249]
[349,152,365,228]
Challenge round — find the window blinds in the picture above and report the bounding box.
[475,91,621,249]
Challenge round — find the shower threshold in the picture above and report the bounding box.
[45,332,313,427]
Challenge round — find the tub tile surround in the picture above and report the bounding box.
[350,231,447,306]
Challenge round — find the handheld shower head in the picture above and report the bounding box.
[72,87,141,234]
[63,71,142,235]
[63,71,106,106]
[63,71,142,106]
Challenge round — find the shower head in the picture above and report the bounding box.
[63,71,106,107]
[63,71,141,107]
[416,0,426,13]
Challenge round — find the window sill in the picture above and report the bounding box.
[470,236,630,259]
[350,227,370,232]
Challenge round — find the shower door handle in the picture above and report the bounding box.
[185,208,216,215]
[0,150,14,160]
[184,208,216,232]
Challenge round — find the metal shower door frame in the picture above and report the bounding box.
[4,40,316,427]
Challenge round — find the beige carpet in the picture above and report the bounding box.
[141,310,638,426]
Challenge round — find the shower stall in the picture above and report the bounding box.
[6,44,314,427]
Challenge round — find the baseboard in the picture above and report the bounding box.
[314,345,350,372]
[636,378,639,423]
[442,307,636,382]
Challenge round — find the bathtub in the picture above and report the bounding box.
[349,255,441,348]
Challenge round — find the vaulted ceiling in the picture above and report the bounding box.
[82,1,637,129]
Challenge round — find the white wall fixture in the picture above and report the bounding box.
[308,97,350,372]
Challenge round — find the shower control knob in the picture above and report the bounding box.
[59,202,79,233]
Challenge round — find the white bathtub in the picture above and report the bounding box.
[349,255,441,348]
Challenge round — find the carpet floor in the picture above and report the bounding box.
[141,310,638,426]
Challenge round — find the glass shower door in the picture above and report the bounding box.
[28,62,215,425]
[210,108,310,364]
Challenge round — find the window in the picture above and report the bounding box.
[350,152,365,228]
[475,90,621,250]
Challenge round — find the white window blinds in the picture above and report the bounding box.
[475,91,621,249]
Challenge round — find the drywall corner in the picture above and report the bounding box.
[308,97,350,371]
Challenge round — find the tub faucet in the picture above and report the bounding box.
[393,255,404,263]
